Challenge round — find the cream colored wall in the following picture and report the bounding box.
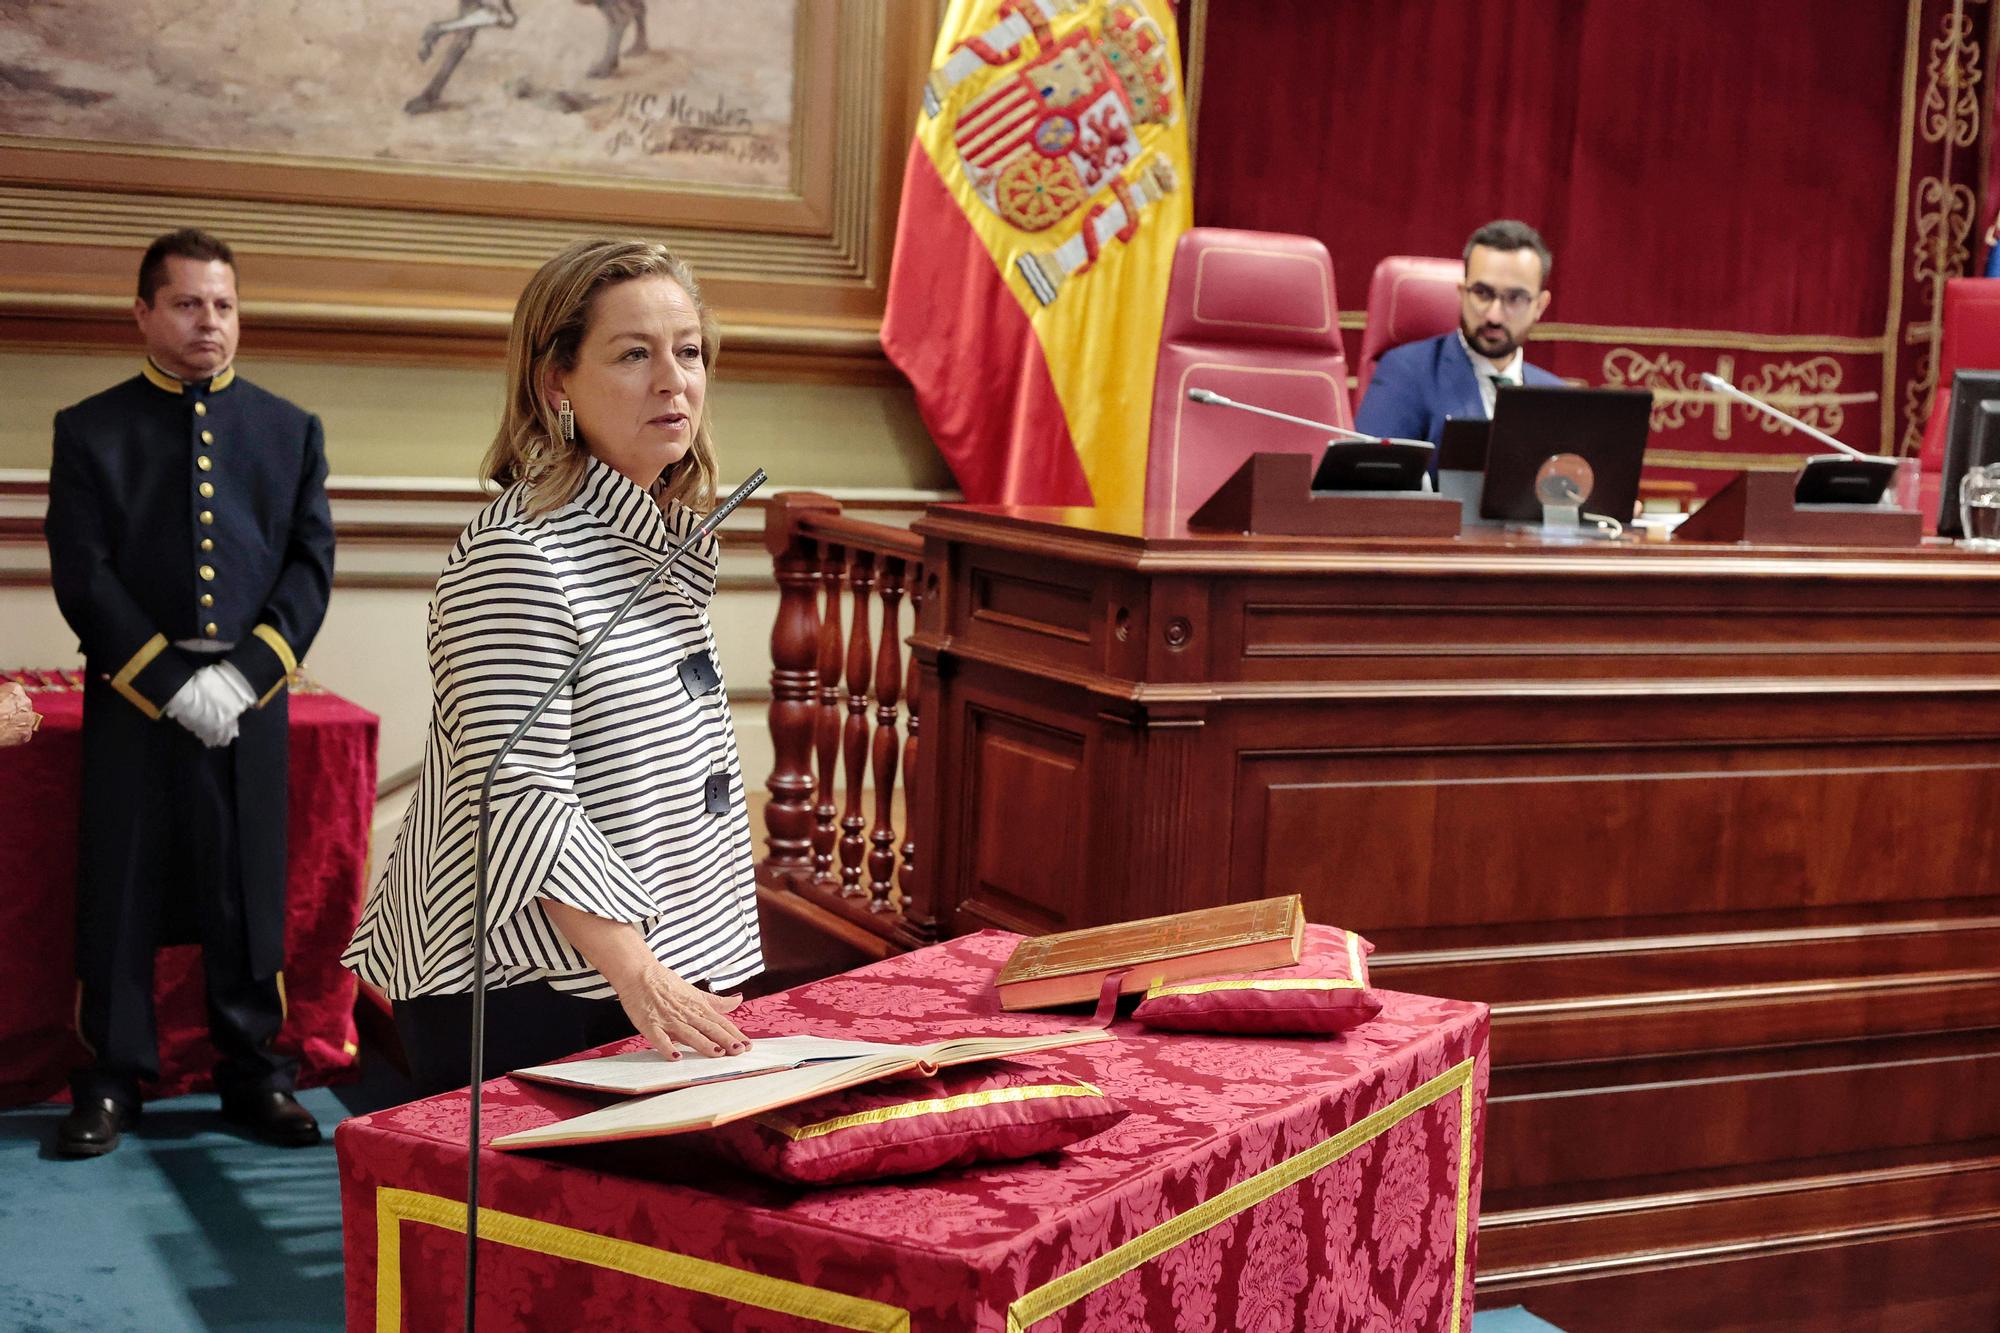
[0,345,951,839]
[0,347,952,490]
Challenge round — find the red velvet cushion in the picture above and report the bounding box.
[695,1064,1128,1187]
[1133,925,1382,1035]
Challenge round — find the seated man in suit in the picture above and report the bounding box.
[1355,219,1562,444]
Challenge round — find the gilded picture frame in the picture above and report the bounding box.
[0,1,936,375]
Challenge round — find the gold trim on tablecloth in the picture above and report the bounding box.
[1004,1057,1479,1333]
[372,1056,1479,1333]
[372,1187,911,1333]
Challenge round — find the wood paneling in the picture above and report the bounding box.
[905,503,2000,1324]
[959,707,1089,937]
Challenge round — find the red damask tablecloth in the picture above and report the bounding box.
[0,674,380,1105]
[338,926,1489,1332]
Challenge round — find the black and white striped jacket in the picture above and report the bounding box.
[342,455,762,1000]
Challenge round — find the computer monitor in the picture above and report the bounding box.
[1938,369,2000,537]
[1438,417,1491,473]
[1478,386,1653,524]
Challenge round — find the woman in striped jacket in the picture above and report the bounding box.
[343,239,761,1093]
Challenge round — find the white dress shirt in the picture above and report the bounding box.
[342,455,763,1000]
[1460,332,1525,418]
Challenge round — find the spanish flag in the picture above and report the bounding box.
[882,0,1193,509]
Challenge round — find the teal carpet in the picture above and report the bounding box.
[0,1067,1561,1332]
[0,1084,363,1333]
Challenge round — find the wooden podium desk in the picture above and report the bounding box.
[904,505,2000,1328]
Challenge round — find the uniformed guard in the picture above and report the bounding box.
[44,228,335,1156]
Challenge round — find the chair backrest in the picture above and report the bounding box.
[1145,227,1350,527]
[1920,278,2000,472]
[1356,255,1463,401]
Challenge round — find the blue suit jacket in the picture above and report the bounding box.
[1354,332,1561,444]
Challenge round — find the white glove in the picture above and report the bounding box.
[164,675,230,747]
[162,664,254,748]
[207,661,257,722]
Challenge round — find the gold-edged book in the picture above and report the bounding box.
[491,1027,1112,1151]
[994,895,1307,1011]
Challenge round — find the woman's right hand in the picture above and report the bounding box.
[615,961,750,1060]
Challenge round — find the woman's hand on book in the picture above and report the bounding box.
[619,963,751,1060]
[537,899,752,1060]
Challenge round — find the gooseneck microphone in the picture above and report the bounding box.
[1187,386,1436,449]
[462,466,767,1332]
[1698,372,1872,460]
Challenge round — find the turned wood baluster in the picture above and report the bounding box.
[761,505,825,874]
[838,551,876,895]
[867,557,905,911]
[897,563,924,909]
[810,543,845,882]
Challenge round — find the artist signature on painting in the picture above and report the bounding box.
[605,91,780,163]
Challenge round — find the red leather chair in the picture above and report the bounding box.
[1355,256,1463,401]
[1919,277,2000,470]
[1145,227,1351,526]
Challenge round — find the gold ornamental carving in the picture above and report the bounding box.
[1921,9,1981,147]
[1602,349,1873,443]
[1911,175,1977,285]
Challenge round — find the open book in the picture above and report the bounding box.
[493,1027,1112,1151]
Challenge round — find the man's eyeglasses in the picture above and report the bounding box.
[1463,283,1538,314]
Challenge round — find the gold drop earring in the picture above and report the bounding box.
[558,398,575,442]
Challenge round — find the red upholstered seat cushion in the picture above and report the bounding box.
[695,1064,1128,1187]
[1133,925,1381,1035]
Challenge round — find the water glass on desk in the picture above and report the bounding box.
[1962,463,2000,550]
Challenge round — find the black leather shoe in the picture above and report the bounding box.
[57,1096,136,1158]
[220,1089,322,1147]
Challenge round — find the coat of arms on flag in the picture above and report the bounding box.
[924,2,1182,306]
[882,0,1192,511]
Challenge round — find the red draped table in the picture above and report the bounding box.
[337,929,1489,1332]
[0,671,380,1106]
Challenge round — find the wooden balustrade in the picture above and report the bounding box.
[759,492,935,952]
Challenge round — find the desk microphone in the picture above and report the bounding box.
[1186,386,1435,449]
[1698,373,1872,460]
[461,465,767,1333]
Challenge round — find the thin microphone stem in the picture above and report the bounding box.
[1187,388,1433,448]
[462,466,766,1333]
[1700,374,1871,460]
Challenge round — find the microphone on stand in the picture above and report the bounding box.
[1186,386,1435,449]
[1698,373,1872,459]
[1700,373,1899,506]
[1188,387,1436,492]
[460,466,767,1333]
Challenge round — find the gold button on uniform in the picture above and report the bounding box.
[199,482,214,498]
[199,510,214,525]
[197,456,212,471]
[194,402,207,417]
[199,564,216,581]
[200,538,214,551]
[204,622,218,636]
[200,430,213,444]
[200,593,214,607]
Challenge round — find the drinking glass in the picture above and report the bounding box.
[1961,462,2000,550]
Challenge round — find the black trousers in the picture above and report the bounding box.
[72,713,292,1108]
[394,982,633,1098]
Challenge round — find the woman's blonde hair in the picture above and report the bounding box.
[482,238,721,517]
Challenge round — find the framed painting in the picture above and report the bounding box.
[0,0,936,374]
